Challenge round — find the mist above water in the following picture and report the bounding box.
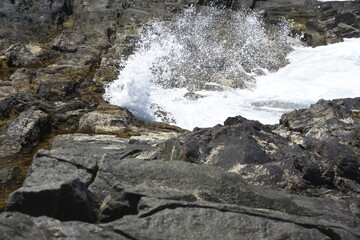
[104,6,360,130]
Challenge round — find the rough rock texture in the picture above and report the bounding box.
[0,211,126,240]
[0,0,360,239]
[4,135,360,238]
[5,133,166,220]
[0,109,51,158]
[255,0,360,46]
[7,179,97,222]
[165,99,360,216]
[108,207,329,240]
[4,97,360,239]
[0,167,21,192]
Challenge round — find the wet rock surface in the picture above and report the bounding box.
[0,0,360,239]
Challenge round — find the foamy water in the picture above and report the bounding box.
[104,8,360,130]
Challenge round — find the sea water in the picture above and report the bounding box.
[104,7,360,130]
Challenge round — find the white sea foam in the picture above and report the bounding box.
[104,7,360,130]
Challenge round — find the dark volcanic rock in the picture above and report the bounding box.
[163,115,305,186]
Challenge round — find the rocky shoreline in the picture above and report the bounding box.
[0,0,360,239]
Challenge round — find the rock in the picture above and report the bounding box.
[109,205,329,240]
[0,167,21,191]
[90,158,358,222]
[5,133,163,221]
[206,0,255,9]
[0,109,51,158]
[183,91,205,100]
[53,99,91,131]
[0,0,72,52]
[35,72,79,100]
[10,68,38,94]
[255,1,360,46]
[0,211,125,240]
[78,112,130,134]
[278,98,360,142]
[7,179,97,222]
[0,93,54,120]
[275,98,360,186]
[0,85,16,98]
[164,115,291,168]
[3,125,360,239]
[164,110,360,215]
[3,43,39,68]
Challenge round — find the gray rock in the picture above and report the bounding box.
[0,211,127,240]
[255,1,360,46]
[200,0,255,9]
[110,207,329,240]
[0,109,50,158]
[5,133,163,220]
[0,167,21,191]
[90,158,358,226]
[78,112,129,134]
[278,98,360,143]
[10,68,38,94]
[7,179,97,223]
[0,93,54,120]
[3,43,38,67]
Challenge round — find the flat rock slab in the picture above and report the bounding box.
[110,207,328,240]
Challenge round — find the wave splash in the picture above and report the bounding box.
[104,6,294,127]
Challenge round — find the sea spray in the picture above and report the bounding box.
[104,6,294,124]
[105,5,360,130]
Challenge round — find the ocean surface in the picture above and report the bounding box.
[104,8,360,130]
